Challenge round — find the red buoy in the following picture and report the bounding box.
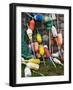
[29,19,35,31]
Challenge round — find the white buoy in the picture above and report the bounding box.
[52,26,58,37]
[52,52,59,57]
[27,28,32,41]
[44,16,49,22]
[24,66,31,77]
[52,14,56,20]
[53,58,63,66]
[21,57,24,62]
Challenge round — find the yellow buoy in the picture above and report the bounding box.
[29,58,40,64]
[26,63,39,70]
[36,33,42,43]
[39,45,44,56]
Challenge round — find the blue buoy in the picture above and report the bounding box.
[34,15,44,21]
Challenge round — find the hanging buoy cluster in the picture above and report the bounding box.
[22,13,64,77]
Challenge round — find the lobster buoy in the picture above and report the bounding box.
[53,58,63,66]
[34,42,39,52]
[29,58,40,64]
[52,26,58,37]
[52,52,59,57]
[57,33,63,46]
[34,15,44,21]
[44,16,49,22]
[24,66,31,77]
[36,33,42,43]
[29,19,35,31]
[39,45,44,56]
[27,28,32,41]
[27,63,39,70]
[52,14,56,20]
[45,16,53,30]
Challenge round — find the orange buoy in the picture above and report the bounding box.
[29,19,35,31]
[57,33,63,46]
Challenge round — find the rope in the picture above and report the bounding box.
[26,13,34,19]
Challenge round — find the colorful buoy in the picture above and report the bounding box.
[39,45,44,56]
[53,58,63,66]
[29,58,40,64]
[45,16,53,31]
[39,44,45,65]
[52,14,56,20]
[27,28,32,41]
[29,19,35,31]
[34,15,44,21]
[36,33,42,43]
[44,16,49,22]
[44,45,51,58]
[57,33,63,46]
[52,26,58,37]
[27,63,39,70]
[24,66,31,77]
